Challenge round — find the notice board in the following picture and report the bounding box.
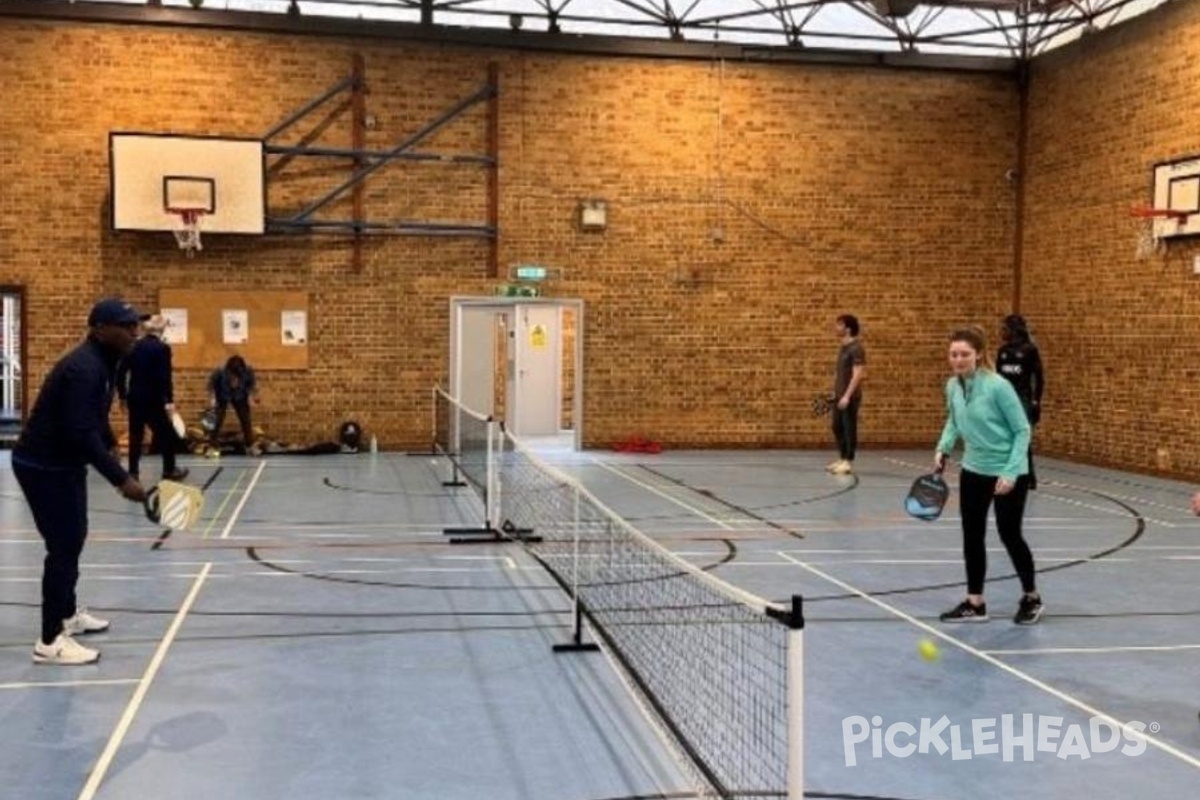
[157,289,310,370]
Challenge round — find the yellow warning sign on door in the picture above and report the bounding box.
[531,324,548,349]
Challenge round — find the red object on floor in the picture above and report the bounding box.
[612,435,662,454]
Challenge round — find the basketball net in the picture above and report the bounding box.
[169,209,206,257]
[1132,208,1187,260]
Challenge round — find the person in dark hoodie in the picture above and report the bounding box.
[996,314,1044,490]
[11,298,149,665]
[118,314,188,482]
[207,355,260,455]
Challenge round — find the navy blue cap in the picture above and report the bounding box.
[87,298,144,327]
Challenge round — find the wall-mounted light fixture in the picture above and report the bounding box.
[578,200,607,231]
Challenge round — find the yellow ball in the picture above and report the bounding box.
[917,638,941,662]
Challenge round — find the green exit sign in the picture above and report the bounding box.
[495,283,540,298]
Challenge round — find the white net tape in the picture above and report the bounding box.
[170,210,205,256]
[1134,211,1185,260]
[1136,218,1163,260]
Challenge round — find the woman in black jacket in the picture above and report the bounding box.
[996,314,1044,489]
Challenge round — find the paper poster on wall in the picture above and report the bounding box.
[161,308,188,345]
[222,309,249,344]
[281,310,307,345]
[530,324,548,349]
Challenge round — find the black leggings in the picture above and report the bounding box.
[212,399,253,446]
[832,396,861,461]
[959,468,1036,595]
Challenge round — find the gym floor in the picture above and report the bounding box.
[2,446,1198,799]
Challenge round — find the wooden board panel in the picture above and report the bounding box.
[158,289,309,370]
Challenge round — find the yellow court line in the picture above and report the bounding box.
[200,468,249,541]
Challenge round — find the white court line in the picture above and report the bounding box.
[0,678,139,691]
[77,460,266,800]
[986,643,1200,656]
[776,551,1200,771]
[594,462,736,530]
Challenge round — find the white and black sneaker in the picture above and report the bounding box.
[63,608,109,636]
[33,634,100,665]
[1013,595,1045,625]
[939,600,989,623]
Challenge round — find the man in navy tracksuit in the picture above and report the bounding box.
[12,299,149,665]
[117,315,187,482]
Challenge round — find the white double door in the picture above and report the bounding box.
[450,298,582,446]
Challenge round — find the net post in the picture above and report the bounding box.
[434,388,465,486]
[785,594,805,800]
[405,384,442,457]
[553,484,599,653]
[486,417,499,533]
[429,385,437,454]
[446,414,504,543]
[493,423,540,543]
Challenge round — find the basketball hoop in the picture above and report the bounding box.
[1131,206,1188,260]
[168,208,207,257]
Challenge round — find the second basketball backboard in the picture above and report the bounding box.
[110,133,265,235]
[1151,156,1200,240]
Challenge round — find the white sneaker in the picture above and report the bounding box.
[33,634,100,665]
[825,460,843,472]
[63,608,109,635]
[831,460,854,475]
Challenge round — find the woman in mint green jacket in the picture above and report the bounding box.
[934,327,1043,625]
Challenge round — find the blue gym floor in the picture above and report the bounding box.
[2,447,1198,799]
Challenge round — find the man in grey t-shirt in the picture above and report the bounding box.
[828,314,866,475]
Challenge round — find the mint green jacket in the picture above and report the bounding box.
[936,370,1031,481]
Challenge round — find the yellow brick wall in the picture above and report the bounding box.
[1,16,1022,451]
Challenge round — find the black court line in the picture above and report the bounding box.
[243,539,739,593]
[577,787,925,800]
[635,463,862,538]
[622,463,1146,605]
[322,476,457,497]
[795,484,1146,603]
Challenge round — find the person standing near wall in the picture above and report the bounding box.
[827,314,866,476]
[207,355,260,455]
[118,314,188,483]
[935,326,1042,625]
[11,298,149,665]
[996,314,1044,490]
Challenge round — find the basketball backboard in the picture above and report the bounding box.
[110,133,265,234]
[1150,156,1200,240]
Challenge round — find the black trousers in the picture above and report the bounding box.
[212,398,253,446]
[832,396,861,461]
[13,460,87,644]
[959,468,1036,595]
[128,402,177,478]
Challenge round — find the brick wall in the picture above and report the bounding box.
[1023,0,1200,477]
[0,16,1021,451]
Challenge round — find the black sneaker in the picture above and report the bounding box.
[939,600,989,623]
[163,468,190,482]
[1014,595,1044,625]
